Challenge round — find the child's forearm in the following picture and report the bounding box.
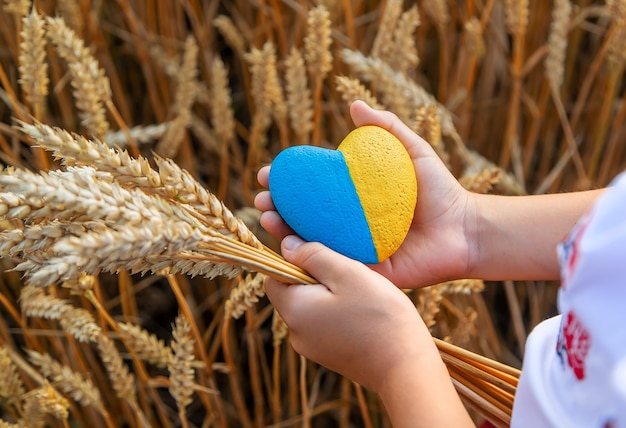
[377,348,474,428]
[467,190,603,281]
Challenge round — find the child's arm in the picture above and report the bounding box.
[467,190,602,281]
[264,236,475,427]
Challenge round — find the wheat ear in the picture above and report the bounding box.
[27,350,106,415]
[0,346,26,404]
[3,0,30,17]
[285,47,314,144]
[371,0,402,61]
[118,322,173,369]
[156,36,199,158]
[546,0,572,89]
[335,75,383,110]
[22,381,70,427]
[388,5,421,74]
[168,313,196,427]
[304,4,333,146]
[45,16,111,139]
[18,6,48,118]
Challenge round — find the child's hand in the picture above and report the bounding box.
[256,100,474,288]
[263,235,436,392]
[264,235,474,427]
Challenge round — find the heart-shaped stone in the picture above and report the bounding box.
[268,125,417,263]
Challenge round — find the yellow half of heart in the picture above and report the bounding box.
[338,125,418,261]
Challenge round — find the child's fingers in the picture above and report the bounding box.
[280,236,370,294]
[260,210,295,240]
[263,277,332,328]
[254,190,275,211]
[257,165,270,188]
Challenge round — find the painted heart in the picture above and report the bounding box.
[268,125,417,264]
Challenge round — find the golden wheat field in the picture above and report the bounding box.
[0,0,624,427]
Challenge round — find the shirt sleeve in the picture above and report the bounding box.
[511,171,626,428]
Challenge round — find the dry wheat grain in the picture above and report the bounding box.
[389,6,421,74]
[20,285,101,341]
[96,334,137,403]
[168,313,195,412]
[244,43,276,127]
[304,5,333,81]
[27,350,105,413]
[210,56,236,145]
[341,49,459,138]
[285,48,314,141]
[371,0,403,61]
[504,0,529,35]
[18,7,48,115]
[437,279,486,295]
[104,122,170,147]
[465,17,485,58]
[23,381,70,424]
[272,310,288,346]
[424,0,450,29]
[225,273,266,319]
[213,15,247,57]
[263,44,288,125]
[448,307,479,348]
[414,104,444,162]
[546,0,572,89]
[459,168,501,194]
[416,286,444,330]
[156,36,199,158]
[608,4,626,68]
[46,16,111,138]
[20,122,263,247]
[335,75,383,110]
[0,346,26,404]
[118,322,173,368]
[3,0,30,16]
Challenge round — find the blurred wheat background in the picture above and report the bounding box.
[0,0,624,427]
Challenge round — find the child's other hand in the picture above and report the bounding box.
[263,235,436,393]
[256,100,475,288]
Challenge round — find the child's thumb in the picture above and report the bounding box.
[280,235,364,291]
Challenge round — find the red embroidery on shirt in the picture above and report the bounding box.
[562,311,591,380]
[559,213,592,287]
